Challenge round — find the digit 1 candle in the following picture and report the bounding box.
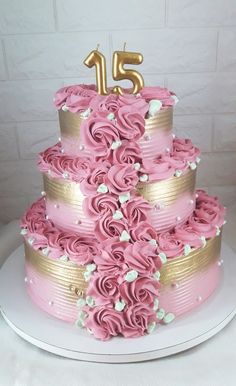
[83,50,108,95]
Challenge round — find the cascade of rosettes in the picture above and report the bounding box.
[68,91,167,340]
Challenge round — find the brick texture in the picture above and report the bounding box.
[0,1,235,222]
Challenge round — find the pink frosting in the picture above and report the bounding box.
[107,164,139,194]
[172,138,200,162]
[83,194,119,220]
[119,277,160,307]
[124,241,162,275]
[86,273,121,305]
[122,196,151,227]
[140,86,176,106]
[54,84,97,112]
[94,238,129,275]
[130,221,157,242]
[142,156,175,181]
[80,161,111,195]
[94,212,128,242]
[157,231,185,259]
[116,105,145,141]
[84,305,126,340]
[122,303,157,338]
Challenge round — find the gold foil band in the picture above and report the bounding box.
[24,242,87,302]
[59,107,173,139]
[137,169,196,205]
[25,233,221,298]
[43,174,84,206]
[160,234,221,286]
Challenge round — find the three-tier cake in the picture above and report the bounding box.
[20,84,225,340]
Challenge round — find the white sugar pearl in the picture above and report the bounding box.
[61,148,65,154]
[75,219,82,225]
[41,191,46,197]
[79,144,84,151]
[54,204,59,209]
[24,277,28,283]
[176,216,181,221]
[171,282,179,289]
[48,301,54,307]
[195,193,199,198]
[144,134,151,141]
[45,215,49,220]
[166,147,170,153]
[58,137,61,142]
[197,295,202,302]
[189,199,194,205]
[29,279,33,284]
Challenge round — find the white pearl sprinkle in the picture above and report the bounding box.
[79,144,84,151]
[176,216,181,221]
[75,219,82,225]
[171,282,179,289]
[172,133,176,139]
[217,259,224,266]
[154,203,165,211]
[197,295,202,302]
[24,277,28,283]
[189,199,194,205]
[61,148,65,154]
[48,301,54,306]
[29,279,33,284]
[45,215,49,220]
[144,134,151,141]
[41,191,46,197]
[166,147,170,153]
[58,137,61,142]
[195,193,199,198]
[54,204,59,209]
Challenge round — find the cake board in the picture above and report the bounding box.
[0,243,235,363]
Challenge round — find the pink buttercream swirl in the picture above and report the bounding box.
[124,241,162,275]
[80,161,111,195]
[157,231,185,259]
[140,86,176,107]
[83,194,119,220]
[107,163,139,194]
[119,276,160,307]
[94,238,129,275]
[54,84,97,112]
[94,212,128,242]
[122,196,151,227]
[122,303,157,338]
[116,105,145,141]
[86,272,120,305]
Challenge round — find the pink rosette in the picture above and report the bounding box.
[118,94,149,116]
[188,214,216,239]
[157,231,185,259]
[141,156,175,181]
[20,198,46,229]
[124,241,162,275]
[50,155,92,182]
[116,105,145,140]
[123,303,157,338]
[94,212,128,242]
[194,203,225,228]
[38,144,61,173]
[122,196,151,227]
[166,153,189,172]
[83,194,119,220]
[43,228,67,259]
[84,305,125,340]
[174,223,203,249]
[107,163,139,194]
[130,221,157,242]
[80,112,120,156]
[94,238,129,275]
[172,138,200,163]
[196,190,219,208]
[140,86,176,107]
[89,94,120,113]
[54,84,97,113]
[64,235,99,265]
[80,161,111,196]
[119,276,159,307]
[86,272,120,305]
[111,140,142,165]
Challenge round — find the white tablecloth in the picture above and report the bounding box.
[0,219,236,386]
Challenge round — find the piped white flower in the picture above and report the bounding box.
[115,299,126,312]
[120,230,131,242]
[113,210,123,220]
[124,270,138,282]
[62,104,69,112]
[148,99,162,116]
[97,183,108,194]
[111,140,122,150]
[119,192,130,204]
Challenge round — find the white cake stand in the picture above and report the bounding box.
[0,243,235,363]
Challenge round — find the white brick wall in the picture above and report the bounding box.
[0,0,235,223]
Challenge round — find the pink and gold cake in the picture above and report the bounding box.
[20,84,225,340]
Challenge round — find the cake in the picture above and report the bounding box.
[20,84,225,340]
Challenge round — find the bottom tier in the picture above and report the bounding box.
[24,234,222,324]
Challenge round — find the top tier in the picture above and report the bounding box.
[54,85,177,159]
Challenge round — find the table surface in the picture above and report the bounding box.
[0,208,236,386]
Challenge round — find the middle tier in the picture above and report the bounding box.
[43,168,196,235]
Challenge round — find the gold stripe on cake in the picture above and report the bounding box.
[160,233,222,286]
[59,107,173,139]
[137,169,196,206]
[43,174,84,206]
[58,109,86,137]
[24,242,87,302]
